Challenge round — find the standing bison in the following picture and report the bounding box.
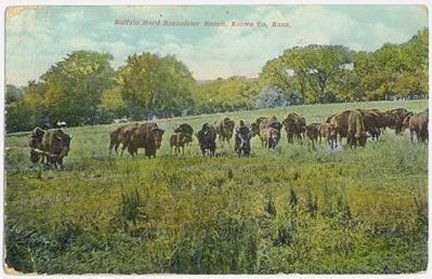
[305,123,320,150]
[357,109,388,141]
[38,129,72,169]
[215,117,235,145]
[403,110,428,144]
[174,123,194,137]
[29,127,46,163]
[282,112,307,144]
[317,122,336,149]
[234,120,252,157]
[260,127,280,149]
[170,132,193,155]
[125,123,165,158]
[109,123,139,155]
[196,123,217,157]
[327,110,367,148]
[385,108,409,135]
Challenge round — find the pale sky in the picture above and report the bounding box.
[5,5,428,86]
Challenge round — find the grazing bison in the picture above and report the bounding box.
[306,123,320,150]
[196,123,217,156]
[327,110,367,148]
[234,120,252,157]
[215,117,235,144]
[386,108,409,135]
[282,112,307,144]
[403,110,428,144]
[125,123,165,158]
[170,132,193,155]
[347,110,367,147]
[174,123,194,136]
[260,127,280,149]
[357,109,388,141]
[29,127,46,163]
[39,129,72,169]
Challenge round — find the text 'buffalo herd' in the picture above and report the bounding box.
[29,107,428,169]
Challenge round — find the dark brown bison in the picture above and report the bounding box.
[385,108,409,135]
[403,110,428,144]
[258,116,282,131]
[357,109,388,141]
[196,123,217,156]
[282,112,306,144]
[29,127,46,163]
[170,132,193,154]
[109,123,139,155]
[260,127,280,149]
[234,121,252,157]
[215,117,235,144]
[327,110,367,148]
[174,123,194,136]
[317,122,336,149]
[125,123,165,158]
[250,116,279,137]
[305,123,320,150]
[347,110,367,147]
[39,129,72,169]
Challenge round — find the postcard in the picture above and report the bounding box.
[2,1,430,276]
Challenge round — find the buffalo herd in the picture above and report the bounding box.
[29,107,428,168]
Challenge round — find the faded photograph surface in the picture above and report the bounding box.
[3,5,429,274]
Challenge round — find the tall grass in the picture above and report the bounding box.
[4,100,428,274]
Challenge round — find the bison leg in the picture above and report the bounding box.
[114,143,121,155]
[410,129,415,144]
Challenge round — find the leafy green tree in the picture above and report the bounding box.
[41,50,115,126]
[119,53,195,119]
[6,81,47,132]
[259,45,353,104]
[350,28,428,101]
[5,84,23,104]
[192,76,261,114]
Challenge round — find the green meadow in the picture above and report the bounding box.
[4,100,428,274]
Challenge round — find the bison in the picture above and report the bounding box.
[29,127,46,163]
[250,116,281,137]
[125,123,165,158]
[347,110,367,147]
[109,123,138,155]
[38,129,72,169]
[260,127,280,149]
[196,123,217,157]
[174,123,194,137]
[305,123,320,150]
[215,117,235,145]
[327,110,367,148]
[234,121,252,157]
[403,110,428,144]
[282,112,307,144]
[357,109,388,141]
[170,132,193,155]
[317,122,336,149]
[385,108,409,135]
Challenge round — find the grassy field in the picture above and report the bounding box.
[3,100,428,274]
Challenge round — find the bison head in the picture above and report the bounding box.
[235,127,251,154]
[57,133,72,158]
[223,119,235,137]
[150,127,165,149]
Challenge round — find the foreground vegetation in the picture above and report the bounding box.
[4,100,428,274]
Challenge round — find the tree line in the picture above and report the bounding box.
[6,28,428,133]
